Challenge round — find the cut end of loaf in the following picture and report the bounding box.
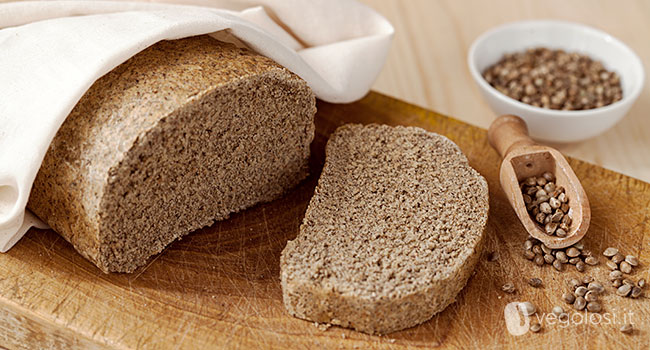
[28,36,316,273]
[280,124,489,334]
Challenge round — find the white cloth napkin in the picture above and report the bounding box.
[0,0,393,252]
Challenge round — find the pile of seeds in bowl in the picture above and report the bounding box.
[561,276,604,313]
[603,247,644,298]
[483,47,623,110]
[523,236,597,272]
[520,172,572,237]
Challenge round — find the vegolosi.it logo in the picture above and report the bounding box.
[504,301,636,335]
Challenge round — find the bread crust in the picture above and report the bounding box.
[281,124,489,334]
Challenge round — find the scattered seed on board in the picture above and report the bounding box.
[568,258,580,266]
[575,286,588,297]
[620,324,633,334]
[603,247,618,257]
[544,254,555,264]
[612,253,625,264]
[617,284,632,297]
[585,291,598,302]
[573,296,586,310]
[562,292,576,304]
[530,322,542,333]
[584,256,598,266]
[502,283,516,294]
[528,278,543,288]
[535,255,545,266]
[609,270,623,281]
[575,261,586,272]
[568,278,581,291]
[520,302,536,316]
[533,245,543,255]
[612,279,622,288]
[524,250,536,260]
[625,255,639,267]
[524,240,534,251]
[630,286,643,298]
[553,260,564,271]
[619,261,632,274]
[556,251,568,263]
[639,279,646,288]
[566,247,580,258]
[587,282,604,294]
[582,275,595,284]
[606,260,619,271]
[586,301,602,313]
[552,306,564,316]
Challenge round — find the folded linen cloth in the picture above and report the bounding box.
[0,0,394,252]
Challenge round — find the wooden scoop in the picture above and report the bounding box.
[487,115,590,249]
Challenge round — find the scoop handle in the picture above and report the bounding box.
[487,115,536,158]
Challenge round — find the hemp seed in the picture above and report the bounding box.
[562,292,576,304]
[612,253,625,265]
[575,286,588,297]
[603,247,618,257]
[584,256,599,266]
[638,279,646,288]
[630,286,643,298]
[552,306,564,316]
[584,291,598,302]
[502,283,516,294]
[566,247,580,258]
[619,261,632,274]
[620,323,633,334]
[587,282,604,294]
[483,48,623,111]
[530,322,542,333]
[524,250,536,260]
[528,278,543,288]
[625,255,639,267]
[573,296,586,310]
[520,302,536,316]
[606,260,619,271]
[586,301,601,313]
[609,270,623,281]
[617,284,632,297]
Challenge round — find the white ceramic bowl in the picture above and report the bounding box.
[468,20,644,143]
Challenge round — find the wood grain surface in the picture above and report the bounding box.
[0,92,648,349]
[359,0,650,183]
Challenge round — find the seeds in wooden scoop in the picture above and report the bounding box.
[520,174,572,237]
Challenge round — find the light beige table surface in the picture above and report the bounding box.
[360,0,650,183]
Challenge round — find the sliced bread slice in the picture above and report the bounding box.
[280,124,489,334]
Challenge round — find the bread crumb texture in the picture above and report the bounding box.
[281,124,489,334]
[28,36,316,273]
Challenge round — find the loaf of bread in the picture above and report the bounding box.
[280,124,489,334]
[28,36,316,273]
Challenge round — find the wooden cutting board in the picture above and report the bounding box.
[0,92,648,349]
